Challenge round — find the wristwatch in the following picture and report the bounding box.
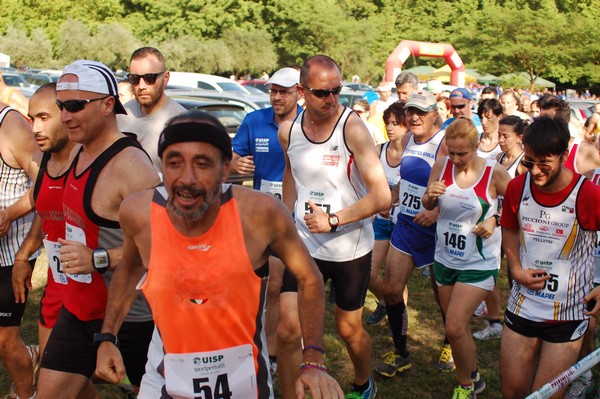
[93,332,119,347]
[92,248,110,274]
[493,214,501,227]
[328,214,340,232]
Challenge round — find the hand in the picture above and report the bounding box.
[58,238,95,275]
[472,216,496,239]
[513,267,551,291]
[12,259,32,303]
[234,156,255,175]
[426,179,446,200]
[378,209,391,219]
[304,200,331,233]
[584,286,600,317]
[95,342,126,384]
[295,368,344,399]
[0,209,11,238]
[413,208,439,227]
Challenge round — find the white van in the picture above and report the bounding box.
[168,72,249,93]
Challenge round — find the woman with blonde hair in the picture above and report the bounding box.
[423,118,510,399]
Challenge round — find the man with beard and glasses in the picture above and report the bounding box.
[231,66,303,398]
[35,60,160,399]
[95,111,344,399]
[117,47,186,176]
[500,116,600,398]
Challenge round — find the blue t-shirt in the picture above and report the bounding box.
[442,114,483,131]
[232,105,302,190]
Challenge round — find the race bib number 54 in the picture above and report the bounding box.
[164,344,256,399]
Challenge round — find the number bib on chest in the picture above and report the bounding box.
[399,180,425,217]
[439,221,476,260]
[164,344,256,399]
[64,223,92,284]
[295,187,342,219]
[42,239,68,285]
[519,255,570,303]
[259,179,282,200]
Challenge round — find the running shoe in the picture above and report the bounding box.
[345,376,377,399]
[473,302,488,317]
[269,357,278,375]
[567,370,593,399]
[472,371,486,395]
[473,322,503,340]
[422,267,431,278]
[437,344,455,372]
[375,351,412,377]
[366,302,387,326]
[452,385,475,399]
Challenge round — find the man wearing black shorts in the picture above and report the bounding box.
[278,55,390,399]
[35,60,160,399]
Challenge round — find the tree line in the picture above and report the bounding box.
[0,0,598,88]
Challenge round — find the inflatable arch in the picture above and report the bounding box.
[385,40,465,87]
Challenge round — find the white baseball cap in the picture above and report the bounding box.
[57,60,126,114]
[267,67,300,88]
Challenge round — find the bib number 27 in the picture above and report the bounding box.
[193,374,232,399]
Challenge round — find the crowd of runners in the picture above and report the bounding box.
[0,48,599,399]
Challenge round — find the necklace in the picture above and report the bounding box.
[50,158,70,177]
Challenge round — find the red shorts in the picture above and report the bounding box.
[39,269,68,328]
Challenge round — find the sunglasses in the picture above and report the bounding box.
[520,157,560,171]
[127,71,165,85]
[268,89,297,97]
[450,103,468,110]
[304,85,342,99]
[56,96,110,113]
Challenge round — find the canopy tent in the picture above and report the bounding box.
[422,65,480,84]
[401,65,437,81]
[499,72,556,89]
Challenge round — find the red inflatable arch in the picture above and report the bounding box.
[385,40,465,87]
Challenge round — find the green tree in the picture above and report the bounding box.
[161,36,233,74]
[222,27,277,76]
[88,23,140,71]
[0,25,53,68]
[56,20,93,66]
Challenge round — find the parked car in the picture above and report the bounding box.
[338,88,370,108]
[1,72,37,89]
[166,88,271,113]
[343,82,373,91]
[171,96,251,185]
[168,72,249,93]
[22,72,60,86]
[172,96,247,137]
[239,79,269,93]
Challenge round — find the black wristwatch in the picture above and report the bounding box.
[493,214,501,227]
[92,248,110,274]
[93,332,119,347]
[328,214,340,232]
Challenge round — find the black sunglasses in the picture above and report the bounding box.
[56,96,110,113]
[304,85,342,99]
[450,103,468,110]
[127,71,165,85]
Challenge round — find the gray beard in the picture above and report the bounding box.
[168,200,210,221]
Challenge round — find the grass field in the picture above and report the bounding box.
[1,255,510,398]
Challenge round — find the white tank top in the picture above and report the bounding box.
[287,107,374,262]
[506,174,595,321]
[0,107,34,267]
[477,144,503,161]
[498,151,525,179]
[376,141,401,222]
[435,158,500,270]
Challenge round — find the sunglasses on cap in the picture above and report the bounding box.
[56,96,110,113]
[127,71,166,85]
[519,157,560,171]
[450,103,468,110]
[304,85,342,99]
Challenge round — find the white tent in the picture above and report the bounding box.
[0,53,10,68]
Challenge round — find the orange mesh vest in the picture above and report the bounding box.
[142,185,272,397]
